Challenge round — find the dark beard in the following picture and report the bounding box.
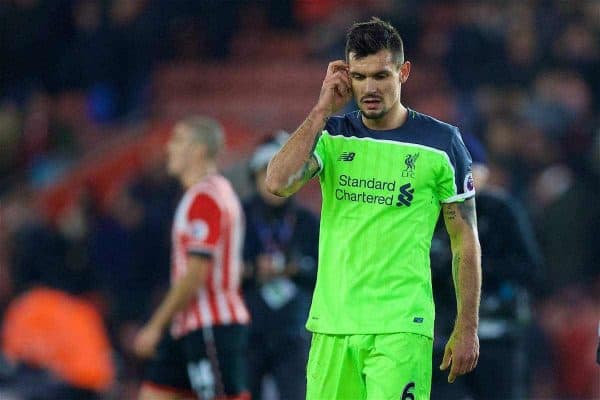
[362,108,387,120]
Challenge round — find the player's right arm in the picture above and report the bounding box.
[266,60,352,197]
[133,255,208,358]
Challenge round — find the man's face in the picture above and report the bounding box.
[166,124,202,176]
[348,50,409,120]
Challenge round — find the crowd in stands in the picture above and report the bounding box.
[0,1,599,398]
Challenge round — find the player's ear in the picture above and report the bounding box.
[399,61,411,84]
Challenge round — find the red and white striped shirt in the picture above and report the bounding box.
[170,174,249,338]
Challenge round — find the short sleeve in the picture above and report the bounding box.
[437,129,475,203]
[185,192,221,257]
[313,132,326,177]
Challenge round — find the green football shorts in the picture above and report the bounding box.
[306,332,432,400]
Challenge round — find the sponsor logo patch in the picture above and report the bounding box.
[190,220,209,241]
[464,172,475,192]
[396,183,415,207]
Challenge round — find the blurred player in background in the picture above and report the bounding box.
[243,133,319,400]
[266,17,481,399]
[134,116,250,400]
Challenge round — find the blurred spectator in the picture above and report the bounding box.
[21,92,80,189]
[551,19,600,106]
[57,0,114,89]
[0,0,70,101]
[531,162,600,294]
[306,0,420,61]
[106,0,163,120]
[0,287,115,399]
[89,188,146,324]
[445,2,507,92]
[243,133,319,400]
[536,287,600,398]
[503,16,541,87]
[7,187,69,294]
[0,101,22,192]
[57,0,119,121]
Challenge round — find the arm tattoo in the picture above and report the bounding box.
[457,198,477,227]
[296,155,319,181]
[444,205,457,221]
[283,155,320,194]
[274,111,325,195]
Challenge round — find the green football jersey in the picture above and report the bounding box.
[306,109,474,338]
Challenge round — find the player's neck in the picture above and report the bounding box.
[181,163,217,189]
[362,103,408,130]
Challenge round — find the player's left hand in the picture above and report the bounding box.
[133,324,162,359]
[439,326,479,383]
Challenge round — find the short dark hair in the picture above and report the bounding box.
[345,17,404,65]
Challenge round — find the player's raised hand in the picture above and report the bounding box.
[315,60,352,117]
[439,325,479,383]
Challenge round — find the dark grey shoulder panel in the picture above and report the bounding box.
[324,109,460,154]
[323,111,361,137]
[403,110,460,153]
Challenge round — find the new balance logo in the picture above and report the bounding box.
[396,183,414,207]
[338,152,355,161]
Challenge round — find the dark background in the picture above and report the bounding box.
[0,1,598,398]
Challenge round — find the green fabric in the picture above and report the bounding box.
[308,132,463,337]
[306,332,433,400]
